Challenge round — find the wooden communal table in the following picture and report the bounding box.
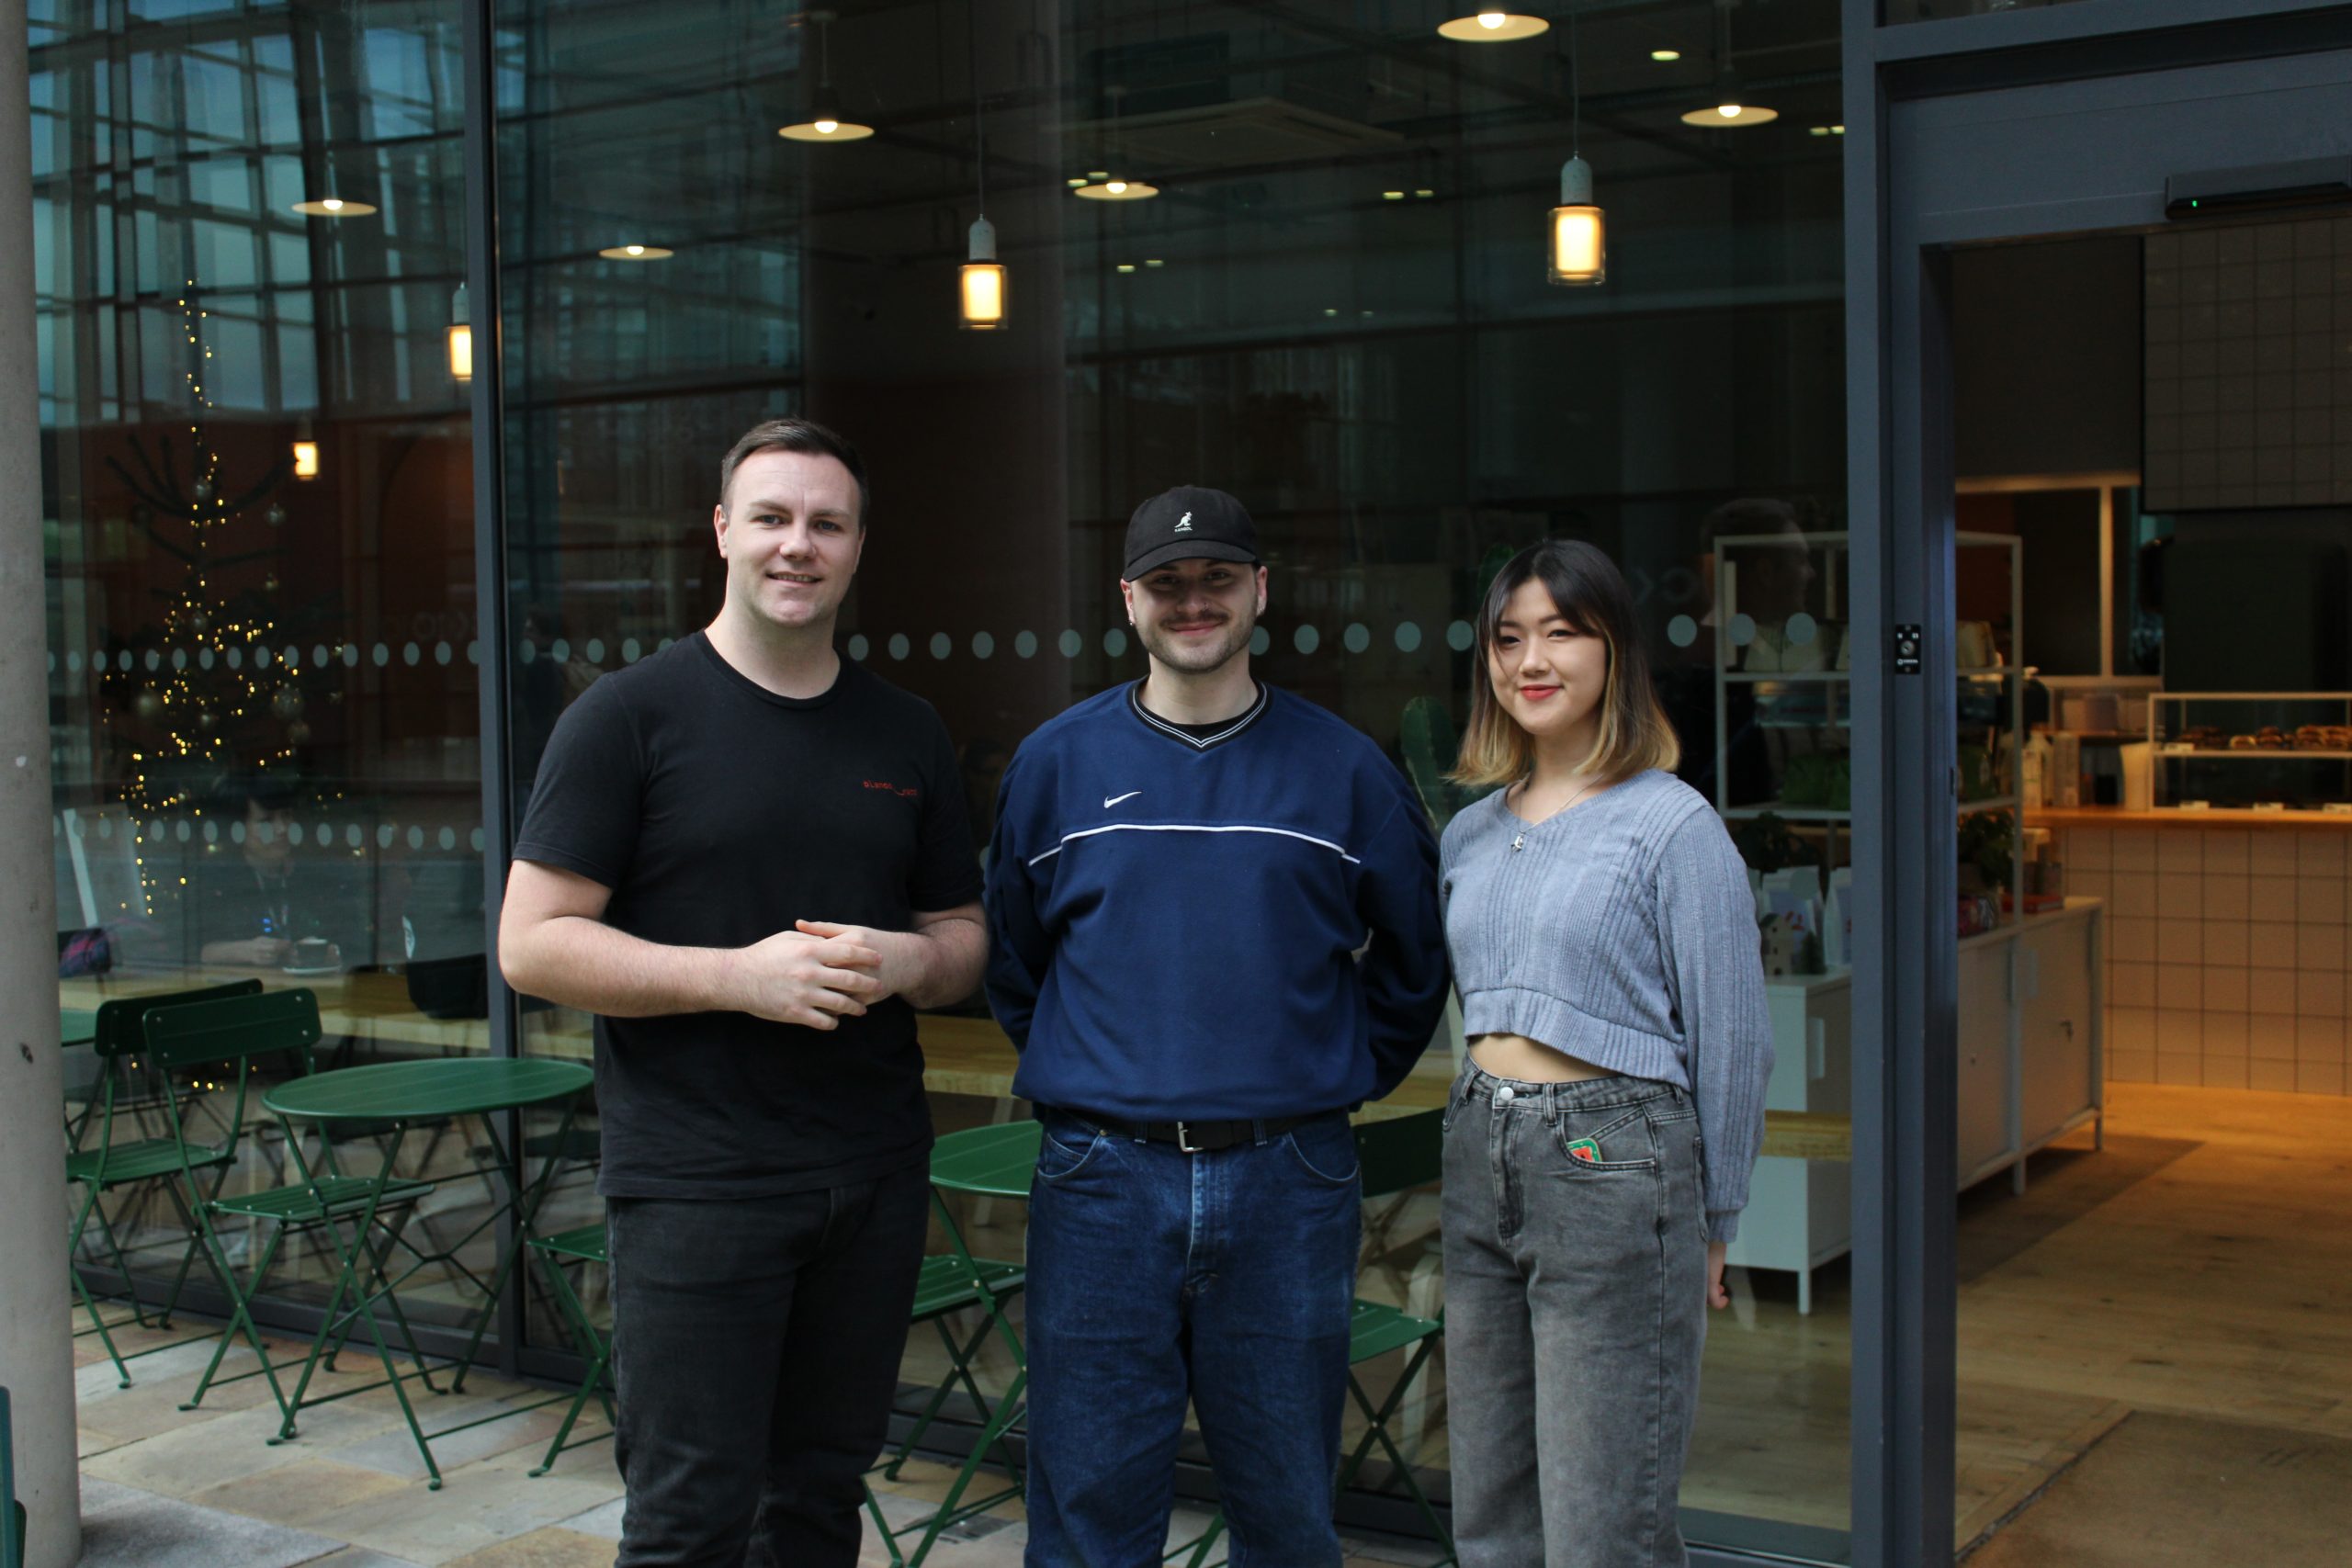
[60,974,1852,1162]
[918,1016,1853,1162]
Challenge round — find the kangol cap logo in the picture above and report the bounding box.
[1174,511,1193,533]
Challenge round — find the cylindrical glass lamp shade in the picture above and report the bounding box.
[1549,205,1605,285]
[447,323,474,380]
[960,216,1006,330]
[1547,155,1606,287]
[292,440,320,479]
[961,263,1007,329]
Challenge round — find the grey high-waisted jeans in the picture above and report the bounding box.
[1441,1060,1710,1568]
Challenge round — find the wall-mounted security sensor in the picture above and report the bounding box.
[2165,156,2351,220]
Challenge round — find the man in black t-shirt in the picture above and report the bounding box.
[501,418,985,1568]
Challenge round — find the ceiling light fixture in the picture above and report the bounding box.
[292,418,319,480]
[958,9,1006,331]
[1549,3,1604,287]
[779,11,874,142]
[1073,85,1159,201]
[1651,49,1682,62]
[598,243,674,260]
[1438,10,1550,42]
[291,195,377,218]
[447,285,472,383]
[1679,101,1778,127]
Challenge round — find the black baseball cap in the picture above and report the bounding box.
[1122,486,1260,581]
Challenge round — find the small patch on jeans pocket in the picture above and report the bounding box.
[1551,1113,1657,1172]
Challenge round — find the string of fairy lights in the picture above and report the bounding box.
[113,280,300,908]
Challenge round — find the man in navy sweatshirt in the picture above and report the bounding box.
[984,486,1450,1567]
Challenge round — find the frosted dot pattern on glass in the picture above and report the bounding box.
[847,635,870,660]
[888,634,910,660]
[1667,615,1700,649]
[1786,612,1818,648]
[1103,629,1128,657]
[1015,631,1038,659]
[1342,623,1370,653]
[623,638,642,663]
[1447,621,1474,652]
[1058,630,1082,658]
[930,633,952,660]
[586,638,605,664]
[1728,614,1758,648]
[972,632,994,660]
[1395,622,1421,652]
[1294,626,1319,655]
[1250,627,1270,656]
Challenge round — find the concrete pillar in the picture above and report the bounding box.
[0,4,88,1565]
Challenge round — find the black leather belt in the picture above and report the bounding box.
[1064,1109,1325,1154]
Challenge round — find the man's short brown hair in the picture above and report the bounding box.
[718,417,870,523]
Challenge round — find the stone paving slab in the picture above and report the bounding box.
[75,1475,346,1568]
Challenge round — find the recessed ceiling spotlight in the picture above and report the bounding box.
[1679,102,1779,128]
[1437,11,1550,42]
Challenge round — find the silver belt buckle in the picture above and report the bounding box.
[1176,1121,1203,1154]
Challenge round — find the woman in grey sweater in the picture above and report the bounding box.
[1438,538,1774,1567]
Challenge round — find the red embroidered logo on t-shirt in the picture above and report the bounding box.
[863,780,919,798]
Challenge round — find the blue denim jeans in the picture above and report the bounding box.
[1021,1108,1363,1568]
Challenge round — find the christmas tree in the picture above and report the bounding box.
[102,279,304,904]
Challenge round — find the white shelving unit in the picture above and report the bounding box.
[1708,529,2103,1312]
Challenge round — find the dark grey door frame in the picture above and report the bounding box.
[1844,4,2352,1566]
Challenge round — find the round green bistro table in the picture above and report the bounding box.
[263,1056,593,1488]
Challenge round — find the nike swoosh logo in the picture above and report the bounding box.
[1103,791,1142,808]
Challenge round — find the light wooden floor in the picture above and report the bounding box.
[1683,1079,2352,1554]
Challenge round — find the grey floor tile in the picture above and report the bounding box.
[76,1475,347,1568]
[552,1495,624,1541]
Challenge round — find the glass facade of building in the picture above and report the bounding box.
[38,0,1855,1555]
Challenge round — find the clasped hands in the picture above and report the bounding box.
[728,919,908,1031]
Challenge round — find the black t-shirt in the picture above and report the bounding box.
[512,633,982,1199]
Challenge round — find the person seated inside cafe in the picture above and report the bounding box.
[194,772,360,973]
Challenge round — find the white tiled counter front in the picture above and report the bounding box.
[2041,814,2352,1096]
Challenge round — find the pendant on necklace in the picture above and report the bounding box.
[1511,832,1525,852]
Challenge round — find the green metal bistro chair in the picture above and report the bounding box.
[2,1385,24,1568]
[863,1120,1036,1568]
[1170,1110,1454,1568]
[526,1223,616,1476]
[65,979,264,1387]
[139,990,437,1425]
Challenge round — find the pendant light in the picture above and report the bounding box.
[1547,5,1604,287]
[1072,85,1158,201]
[292,417,320,480]
[291,194,378,218]
[1678,5,1774,129]
[958,9,1006,330]
[779,10,874,142]
[1437,10,1549,43]
[447,285,473,382]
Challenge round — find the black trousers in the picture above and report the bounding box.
[606,1161,931,1567]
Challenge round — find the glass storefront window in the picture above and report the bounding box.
[39,0,498,1336]
[494,0,1852,1554]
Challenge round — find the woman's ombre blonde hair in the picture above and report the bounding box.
[1449,539,1681,789]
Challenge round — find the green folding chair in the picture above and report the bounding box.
[2,1385,24,1568]
[140,990,438,1425]
[1170,1110,1454,1568]
[66,979,264,1387]
[863,1120,1036,1568]
[526,1223,616,1476]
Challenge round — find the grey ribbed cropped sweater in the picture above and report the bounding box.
[1439,769,1774,1242]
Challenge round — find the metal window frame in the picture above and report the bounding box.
[1845,3,2352,1565]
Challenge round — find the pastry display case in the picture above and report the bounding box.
[2149,693,2352,814]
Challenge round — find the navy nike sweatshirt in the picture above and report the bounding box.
[983,681,1451,1120]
